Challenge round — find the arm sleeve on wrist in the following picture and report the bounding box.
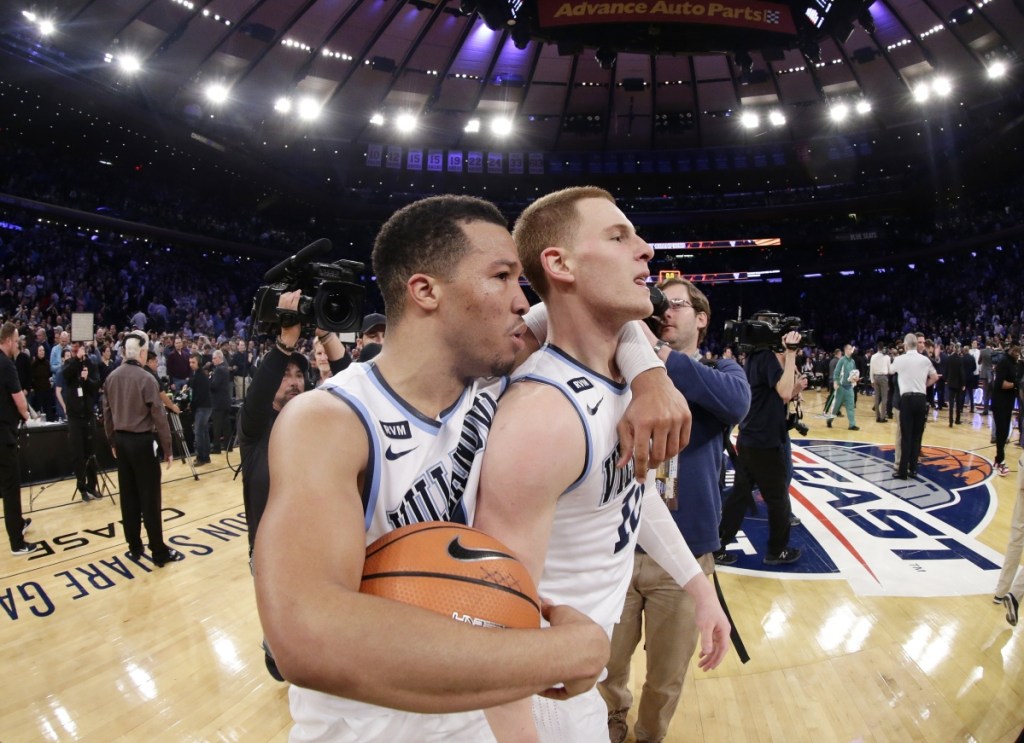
[522,302,549,346]
[637,487,702,587]
[616,321,663,384]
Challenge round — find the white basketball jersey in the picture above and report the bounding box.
[512,345,644,636]
[288,361,507,743]
[321,361,508,544]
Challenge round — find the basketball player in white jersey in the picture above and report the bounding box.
[475,187,732,742]
[255,195,692,742]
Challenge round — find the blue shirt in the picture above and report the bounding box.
[663,353,751,555]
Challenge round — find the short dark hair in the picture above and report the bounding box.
[0,321,16,344]
[372,195,508,319]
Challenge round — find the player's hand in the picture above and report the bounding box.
[110,446,117,459]
[537,601,609,701]
[618,367,691,480]
[165,454,173,470]
[689,578,731,672]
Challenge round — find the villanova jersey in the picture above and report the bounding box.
[288,361,507,743]
[512,344,644,636]
[321,361,508,544]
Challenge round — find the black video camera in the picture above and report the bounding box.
[787,400,809,436]
[723,311,815,353]
[251,238,366,334]
[644,285,670,334]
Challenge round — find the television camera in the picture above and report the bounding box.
[723,311,816,352]
[251,238,365,335]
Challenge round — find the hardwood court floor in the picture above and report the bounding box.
[3,390,1023,742]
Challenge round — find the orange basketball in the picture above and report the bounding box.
[360,522,541,629]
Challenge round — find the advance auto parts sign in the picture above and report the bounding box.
[537,0,797,35]
[722,441,1004,598]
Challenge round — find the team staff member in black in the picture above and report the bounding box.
[102,331,183,566]
[209,350,232,455]
[239,291,350,554]
[62,342,101,501]
[1,322,38,555]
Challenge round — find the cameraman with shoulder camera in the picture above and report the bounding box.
[716,315,804,565]
[239,290,350,552]
[600,278,750,743]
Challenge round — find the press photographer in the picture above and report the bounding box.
[62,342,101,501]
[602,279,750,743]
[716,311,809,566]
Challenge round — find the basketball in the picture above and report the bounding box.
[360,522,541,629]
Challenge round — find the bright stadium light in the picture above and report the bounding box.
[464,118,481,133]
[830,103,849,122]
[987,61,1006,79]
[205,83,229,103]
[395,113,417,133]
[490,117,512,136]
[274,97,292,114]
[932,76,952,96]
[740,111,759,129]
[119,55,142,74]
[912,81,930,102]
[768,110,786,127]
[369,113,385,126]
[855,99,872,115]
[38,18,56,36]
[296,96,322,121]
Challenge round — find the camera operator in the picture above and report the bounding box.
[62,342,101,501]
[239,290,350,554]
[717,318,804,565]
[209,350,232,456]
[1,322,38,555]
[143,351,182,416]
[188,355,212,465]
[600,279,750,743]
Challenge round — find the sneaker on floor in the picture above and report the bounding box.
[764,548,801,565]
[607,708,629,743]
[994,594,1007,604]
[713,550,738,566]
[996,463,1010,477]
[12,542,39,555]
[849,425,860,431]
[1003,594,1019,627]
[789,514,802,527]
[22,517,31,536]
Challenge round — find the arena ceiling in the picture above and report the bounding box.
[2,0,1021,159]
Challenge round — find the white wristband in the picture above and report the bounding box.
[523,302,549,346]
[616,321,663,384]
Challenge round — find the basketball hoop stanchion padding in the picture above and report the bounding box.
[360,522,541,629]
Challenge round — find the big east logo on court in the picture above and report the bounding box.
[721,440,1004,597]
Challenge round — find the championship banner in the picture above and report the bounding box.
[467,151,484,174]
[487,152,503,174]
[406,149,423,171]
[528,152,545,174]
[447,151,464,172]
[508,152,524,174]
[366,143,383,168]
[536,0,797,35]
[385,146,402,169]
[427,149,444,172]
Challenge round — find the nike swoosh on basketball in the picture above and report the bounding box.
[385,445,418,460]
[587,398,604,415]
[447,537,515,562]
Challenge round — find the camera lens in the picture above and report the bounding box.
[314,282,364,333]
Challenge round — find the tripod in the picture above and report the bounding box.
[168,410,199,481]
[72,452,117,505]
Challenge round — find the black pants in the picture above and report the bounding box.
[114,431,171,561]
[67,416,98,495]
[993,401,1014,465]
[211,408,229,453]
[898,394,929,476]
[947,386,964,425]
[719,444,791,557]
[1,439,27,551]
